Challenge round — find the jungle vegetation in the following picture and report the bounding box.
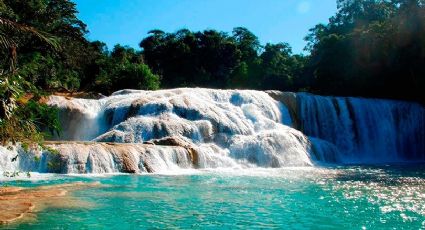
[0,0,424,143]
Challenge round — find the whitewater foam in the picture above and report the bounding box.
[1,88,423,174]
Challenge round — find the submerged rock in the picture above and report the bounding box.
[0,182,99,224]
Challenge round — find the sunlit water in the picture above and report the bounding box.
[1,165,425,229]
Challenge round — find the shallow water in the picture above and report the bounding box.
[1,165,425,229]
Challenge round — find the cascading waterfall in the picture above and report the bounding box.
[297,93,425,163]
[0,88,423,174]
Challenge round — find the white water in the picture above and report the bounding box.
[298,93,425,163]
[0,88,423,174]
[0,145,45,173]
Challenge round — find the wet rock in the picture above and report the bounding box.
[0,182,99,224]
[266,90,299,129]
[42,142,197,173]
[146,136,200,167]
[147,136,192,147]
[94,130,134,143]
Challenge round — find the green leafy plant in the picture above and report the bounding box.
[0,14,60,146]
[0,80,60,146]
[45,147,61,173]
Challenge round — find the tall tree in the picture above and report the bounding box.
[0,15,60,144]
[140,29,242,88]
[306,0,425,102]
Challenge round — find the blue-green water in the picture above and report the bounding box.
[2,166,425,229]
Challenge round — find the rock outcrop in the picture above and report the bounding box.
[43,142,198,173]
[266,90,299,129]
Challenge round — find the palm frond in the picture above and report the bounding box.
[0,17,60,50]
[0,31,15,49]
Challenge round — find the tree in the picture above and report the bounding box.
[228,27,262,88]
[0,16,60,144]
[140,29,242,88]
[232,27,260,62]
[92,45,160,94]
[305,0,425,103]
[259,43,296,90]
[1,0,92,92]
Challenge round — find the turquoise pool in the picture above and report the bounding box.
[1,166,425,229]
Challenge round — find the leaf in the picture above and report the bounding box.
[0,17,60,51]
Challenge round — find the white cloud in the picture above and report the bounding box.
[297,1,311,14]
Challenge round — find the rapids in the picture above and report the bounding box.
[1,88,424,174]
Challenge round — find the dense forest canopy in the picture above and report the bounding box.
[0,0,424,143]
[139,28,306,91]
[307,0,425,101]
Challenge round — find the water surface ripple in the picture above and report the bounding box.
[2,165,425,229]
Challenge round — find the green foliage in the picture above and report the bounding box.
[0,9,61,145]
[141,29,242,88]
[139,27,308,91]
[0,69,60,145]
[34,155,40,163]
[47,159,60,173]
[0,0,423,149]
[19,53,81,91]
[0,73,38,145]
[45,146,61,172]
[44,146,59,155]
[20,100,61,137]
[1,0,90,92]
[0,99,60,145]
[259,43,296,90]
[136,1,425,103]
[305,0,425,102]
[91,44,160,94]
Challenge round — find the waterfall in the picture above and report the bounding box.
[296,93,425,163]
[1,88,423,174]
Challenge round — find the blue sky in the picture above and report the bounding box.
[73,0,337,54]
